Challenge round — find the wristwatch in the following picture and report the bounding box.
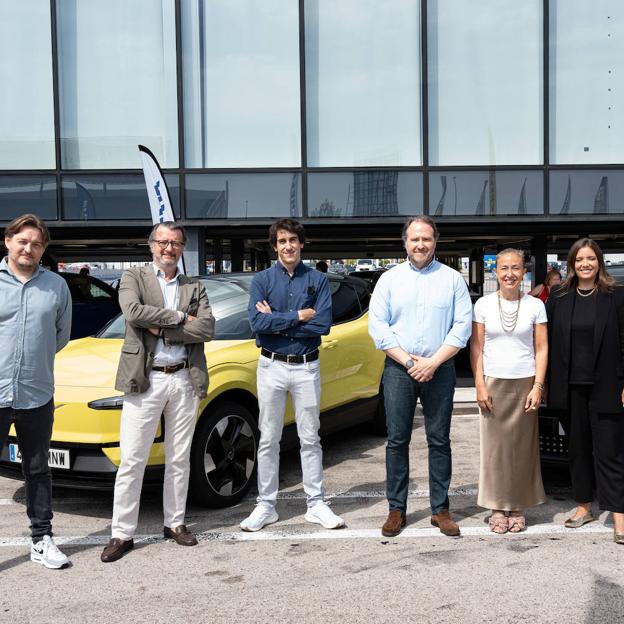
[404,358,415,369]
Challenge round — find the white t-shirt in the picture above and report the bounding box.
[473,292,547,379]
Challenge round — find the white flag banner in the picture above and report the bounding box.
[139,144,186,273]
[138,144,176,223]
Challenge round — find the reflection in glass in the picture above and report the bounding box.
[550,171,624,215]
[0,2,55,169]
[0,176,57,221]
[550,2,624,164]
[61,175,180,220]
[428,0,542,165]
[186,174,301,219]
[56,0,178,169]
[182,0,300,167]
[305,0,421,166]
[308,172,422,217]
[429,171,543,216]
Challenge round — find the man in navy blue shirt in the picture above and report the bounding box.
[240,219,344,532]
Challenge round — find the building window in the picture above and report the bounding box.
[61,175,180,220]
[0,2,55,169]
[427,0,542,166]
[550,2,624,164]
[429,171,543,216]
[308,172,423,217]
[56,0,178,169]
[182,0,300,168]
[550,170,624,215]
[305,0,421,166]
[0,176,57,221]
[185,173,301,219]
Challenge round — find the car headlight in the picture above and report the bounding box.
[88,396,124,410]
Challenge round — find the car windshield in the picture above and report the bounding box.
[97,274,254,340]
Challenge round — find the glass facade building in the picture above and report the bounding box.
[1,0,623,224]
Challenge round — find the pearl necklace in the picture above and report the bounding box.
[576,286,597,297]
[497,291,522,333]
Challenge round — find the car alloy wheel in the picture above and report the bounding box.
[189,401,258,508]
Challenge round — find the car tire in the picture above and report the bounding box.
[370,387,387,437]
[189,401,259,508]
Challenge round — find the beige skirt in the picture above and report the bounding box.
[477,376,547,511]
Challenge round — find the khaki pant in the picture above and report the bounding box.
[111,369,199,540]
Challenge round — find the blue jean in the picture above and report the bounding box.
[0,399,54,539]
[383,357,455,515]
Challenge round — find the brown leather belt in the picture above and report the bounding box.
[260,348,319,364]
[152,361,188,374]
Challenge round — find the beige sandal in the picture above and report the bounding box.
[508,513,526,533]
[489,513,508,534]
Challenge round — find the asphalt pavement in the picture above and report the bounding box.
[1,392,623,624]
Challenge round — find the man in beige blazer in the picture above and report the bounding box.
[101,221,214,563]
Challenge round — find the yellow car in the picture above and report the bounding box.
[0,273,385,508]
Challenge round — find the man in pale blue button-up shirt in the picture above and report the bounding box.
[369,216,472,538]
[0,214,72,569]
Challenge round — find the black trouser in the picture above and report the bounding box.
[566,385,624,513]
[0,399,54,539]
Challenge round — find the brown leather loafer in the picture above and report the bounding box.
[431,510,461,537]
[382,510,407,537]
[101,538,134,563]
[164,525,198,546]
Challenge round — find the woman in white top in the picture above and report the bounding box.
[470,249,548,534]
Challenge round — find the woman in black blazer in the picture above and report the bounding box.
[546,238,624,544]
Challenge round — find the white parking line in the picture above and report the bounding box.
[0,523,612,547]
[277,487,480,500]
[206,523,613,542]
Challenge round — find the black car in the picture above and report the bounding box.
[348,269,386,288]
[60,272,121,340]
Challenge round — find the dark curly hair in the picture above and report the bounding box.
[268,219,307,247]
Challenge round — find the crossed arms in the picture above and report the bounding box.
[118,270,214,344]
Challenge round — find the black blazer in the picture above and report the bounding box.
[546,285,624,414]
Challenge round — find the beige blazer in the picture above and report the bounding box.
[114,265,215,398]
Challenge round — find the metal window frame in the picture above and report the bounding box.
[1,0,623,229]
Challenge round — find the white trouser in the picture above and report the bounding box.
[256,354,324,508]
[111,369,199,540]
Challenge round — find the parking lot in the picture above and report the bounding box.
[1,396,623,624]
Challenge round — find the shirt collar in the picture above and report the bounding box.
[406,257,438,274]
[152,262,182,281]
[275,260,305,277]
[0,256,44,280]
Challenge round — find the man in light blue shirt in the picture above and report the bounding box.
[369,216,472,538]
[0,214,72,569]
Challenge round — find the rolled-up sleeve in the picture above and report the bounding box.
[368,277,400,350]
[442,276,473,349]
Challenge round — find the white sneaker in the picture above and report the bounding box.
[240,504,279,532]
[305,502,345,529]
[31,535,70,569]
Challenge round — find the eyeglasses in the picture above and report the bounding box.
[152,239,184,250]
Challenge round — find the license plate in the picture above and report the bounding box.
[8,444,70,470]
